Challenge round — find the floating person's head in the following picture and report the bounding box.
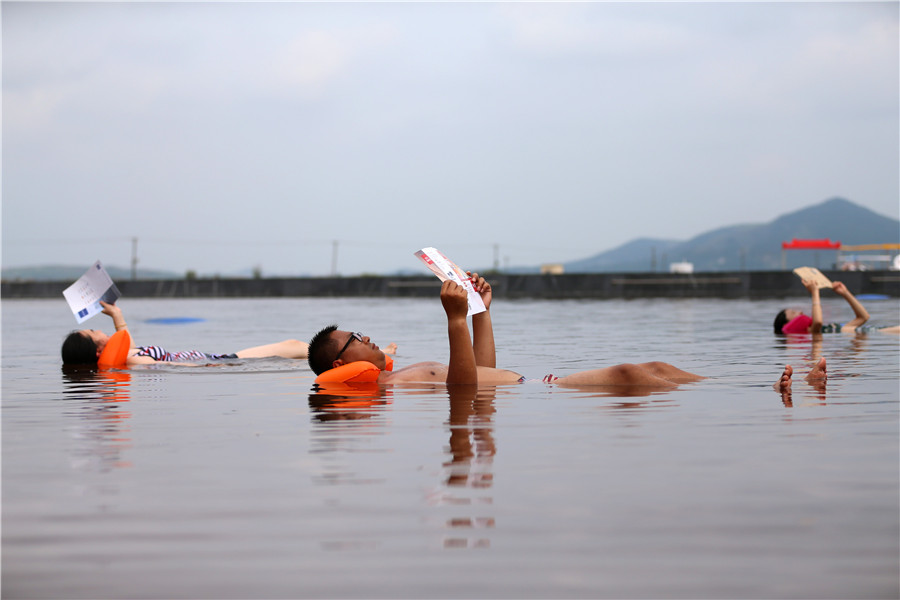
[773,309,811,334]
[61,329,107,365]
[307,324,388,374]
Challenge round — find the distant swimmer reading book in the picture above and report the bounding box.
[773,267,899,335]
[60,262,396,367]
[61,300,313,367]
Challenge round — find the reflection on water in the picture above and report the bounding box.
[60,366,133,471]
[308,382,499,549]
[307,383,392,495]
[441,385,496,549]
[307,382,393,422]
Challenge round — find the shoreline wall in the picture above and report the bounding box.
[3,270,899,300]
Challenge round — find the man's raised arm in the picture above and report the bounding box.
[440,280,477,385]
[468,272,496,368]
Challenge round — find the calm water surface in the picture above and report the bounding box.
[3,295,899,599]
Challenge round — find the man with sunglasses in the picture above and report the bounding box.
[307,273,703,387]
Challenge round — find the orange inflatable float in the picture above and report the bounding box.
[314,356,394,385]
[97,329,131,368]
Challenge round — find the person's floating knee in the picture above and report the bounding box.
[609,363,642,383]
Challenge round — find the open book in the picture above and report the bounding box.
[63,261,122,323]
[414,247,486,316]
[792,266,832,289]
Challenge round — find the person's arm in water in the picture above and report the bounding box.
[832,281,870,332]
[803,279,823,333]
[468,272,496,368]
[440,280,477,385]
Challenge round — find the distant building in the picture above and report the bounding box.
[540,263,565,275]
[669,261,694,274]
[836,243,900,271]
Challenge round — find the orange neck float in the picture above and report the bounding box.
[97,329,132,368]
[314,355,394,384]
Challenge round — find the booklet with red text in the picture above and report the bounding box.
[414,247,486,316]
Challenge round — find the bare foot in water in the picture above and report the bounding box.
[805,357,827,382]
[774,365,793,393]
[805,357,827,394]
[774,359,827,404]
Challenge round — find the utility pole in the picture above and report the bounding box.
[493,244,500,272]
[131,237,138,280]
[331,240,339,276]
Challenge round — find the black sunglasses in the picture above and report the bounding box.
[335,331,363,361]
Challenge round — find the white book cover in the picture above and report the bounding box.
[63,260,122,323]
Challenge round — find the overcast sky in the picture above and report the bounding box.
[3,1,898,277]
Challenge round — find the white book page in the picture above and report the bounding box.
[62,261,122,323]
[414,247,486,316]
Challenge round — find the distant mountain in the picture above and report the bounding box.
[1,265,180,282]
[563,197,899,272]
[565,237,683,272]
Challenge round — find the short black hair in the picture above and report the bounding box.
[61,330,99,365]
[308,324,340,375]
[773,310,789,335]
